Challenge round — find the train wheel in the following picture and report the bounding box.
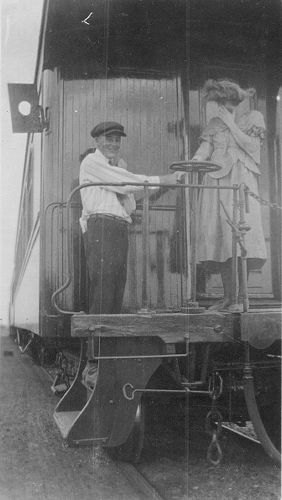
[244,362,281,464]
[259,400,281,452]
[108,402,145,463]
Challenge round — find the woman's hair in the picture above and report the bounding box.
[202,79,255,105]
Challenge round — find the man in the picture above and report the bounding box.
[79,120,179,315]
[79,121,179,389]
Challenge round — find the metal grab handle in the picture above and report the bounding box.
[51,179,239,315]
[169,160,222,173]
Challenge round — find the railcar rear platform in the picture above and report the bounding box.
[54,307,281,465]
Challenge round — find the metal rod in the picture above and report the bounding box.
[142,183,150,310]
[122,383,213,401]
[184,174,191,302]
[179,180,185,306]
[231,186,238,304]
[190,174,198,302]
[91,351,189,361]
[239,184,249,312]
[244,186,250,213]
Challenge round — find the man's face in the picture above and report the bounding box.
[95,134,121,161]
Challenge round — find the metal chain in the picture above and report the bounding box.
[245,188,282,211]
[205,373,224,466]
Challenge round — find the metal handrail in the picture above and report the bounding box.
[51,180,244,316]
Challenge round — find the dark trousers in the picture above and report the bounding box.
[83,217,128,314]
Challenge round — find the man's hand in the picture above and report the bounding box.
[160,172,183,185]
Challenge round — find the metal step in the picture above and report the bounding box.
[54,410,80,439]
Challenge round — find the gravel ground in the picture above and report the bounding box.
[0,335,280,500]
[0,336,141,500]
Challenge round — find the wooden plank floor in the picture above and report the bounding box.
[71,311,236,344]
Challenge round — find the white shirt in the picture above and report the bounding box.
[79,148,160,232]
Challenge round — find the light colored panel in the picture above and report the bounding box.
[14,237,40,333]
[32,133,41,217]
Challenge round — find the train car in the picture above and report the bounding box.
[9,0,281,465]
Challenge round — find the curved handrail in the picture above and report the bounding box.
[51,181,176,315]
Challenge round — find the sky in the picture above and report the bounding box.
[1,0,44,324]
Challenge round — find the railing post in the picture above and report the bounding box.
[183,173,191,304]
[190,172,198,303]
[231,186,239,305]
[179,181,186,307]
[141,182,150,311]
[239,184,249,312]
[182,173,202,312]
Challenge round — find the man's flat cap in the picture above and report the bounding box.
[91,121,127,138]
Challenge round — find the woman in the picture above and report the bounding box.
[193,79,267,311]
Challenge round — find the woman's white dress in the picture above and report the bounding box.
[196,111,267,272]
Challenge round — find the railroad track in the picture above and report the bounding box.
[114,425,265,500]
[115,462,165,500]
[40,359,278,500]
[222,423,260,445]
[222,422,266,459]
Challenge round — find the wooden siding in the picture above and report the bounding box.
[41,68,68,318]
[42,68,277,319]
